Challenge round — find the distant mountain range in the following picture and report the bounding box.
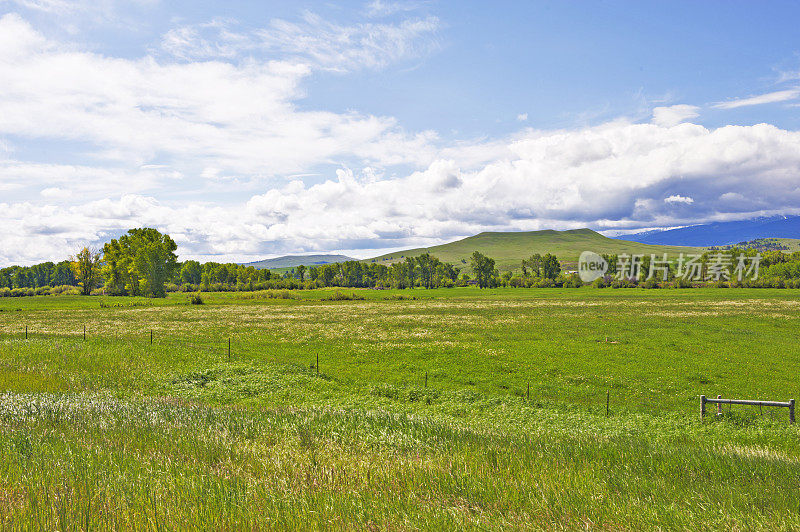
[243,254,357,270]
[615,215,800,247]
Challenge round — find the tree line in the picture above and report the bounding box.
[4,228,800,298]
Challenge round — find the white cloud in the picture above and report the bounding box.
[9,118,800,265]
[0,14,439,179]
[40,186,70,198]
[1,0,158,29]
[516,113,528,122]
[366,0,425,18]
[160,11,440,72]
[651,104,700,127]
[712,88,800,109]
[664,195,693,204]
[160,19,250,61]
[5,14,800,265]
[257,12,440,72]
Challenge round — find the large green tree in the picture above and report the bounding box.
[71,247,102,295]
[541,253,561,280]
[180,260,202,285]
[103,228,178,297]
[415,253,439,289]
[470,251,496,288]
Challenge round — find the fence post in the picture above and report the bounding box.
[228,338,231,360]
[83,325,86,341]
[526,382,530,401]
[717,395,722,416]
[700,395,706,419]
[316,353,319,375]
[150,330,153,345]
[790,399,795,424]
[425,371,428,388]
[25,326,27,340]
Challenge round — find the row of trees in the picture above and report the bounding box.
[0,228,179,297]
[5,228,800,297]
[0,261,76,289]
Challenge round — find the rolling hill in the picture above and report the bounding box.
[615,215,800,246]
[365,229,705,272]
[243,254,357,270]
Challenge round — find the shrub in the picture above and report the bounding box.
[189,293,204,305]
[11,288,34,297]
[642,278,660,289]
[321,291,365,301]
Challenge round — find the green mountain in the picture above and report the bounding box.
[244,254,357,270]
[365,229,705,272]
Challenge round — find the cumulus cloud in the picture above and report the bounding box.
[651,104,700,127]
[0,13,438,179]
[5,13,800,265]
[664,195,693,204]
[713,88,800,109]
[7,119,800,265]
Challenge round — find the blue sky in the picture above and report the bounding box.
[2,0,800,264]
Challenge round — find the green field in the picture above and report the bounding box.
[1,288,799,529]
[777,238,800,252]
[366,228,704,271]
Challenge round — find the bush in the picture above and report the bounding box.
[321,291,365,301]
[189,293,204,305]
[591,278,607,288]
[642,278,660,289]
[10,288,34,297]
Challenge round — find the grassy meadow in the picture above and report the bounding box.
[1,287,799,529]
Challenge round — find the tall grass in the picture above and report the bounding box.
[1,288,799,528]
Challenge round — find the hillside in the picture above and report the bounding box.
[365,229,704,272]
[616,215,800,246]
[243,254,357,270]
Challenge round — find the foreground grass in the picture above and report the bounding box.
[0,288,799,529]
[2,393,800,530]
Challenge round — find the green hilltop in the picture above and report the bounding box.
[365,228,705,272]
[244,254,357,270]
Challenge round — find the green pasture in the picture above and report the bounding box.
[0,287,799,529]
